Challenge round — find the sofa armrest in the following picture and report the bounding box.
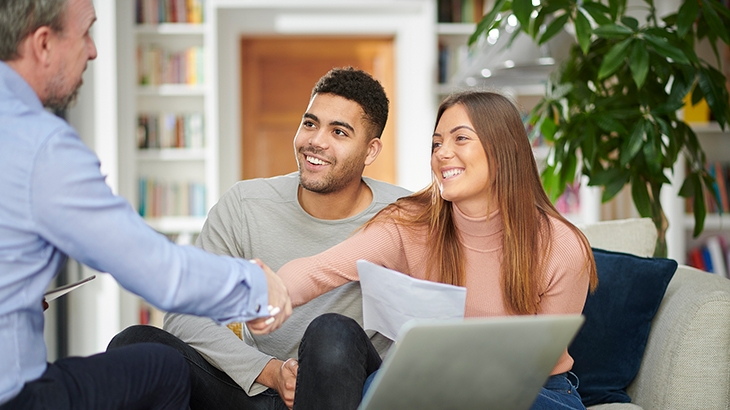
[627,267,730,410]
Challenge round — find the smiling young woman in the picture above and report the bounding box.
[275,91,598,410]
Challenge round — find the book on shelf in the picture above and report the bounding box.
[136,0,205,25]
[139,301,165,328]
[138,178,206,218]
[437,0,485,23]
[137,45,204,86]
[437,42,471,84]
[687,235,730,278]
[137,112,204,149]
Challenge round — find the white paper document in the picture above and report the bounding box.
[44,275,96,302]
[357,260,466,340]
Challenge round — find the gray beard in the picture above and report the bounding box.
[43,74,81,111]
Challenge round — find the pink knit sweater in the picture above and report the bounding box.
[278,205,591,374]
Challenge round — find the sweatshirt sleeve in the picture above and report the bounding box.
[162,186,277,395]
[278,219,410,307]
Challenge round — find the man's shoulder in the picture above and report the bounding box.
[363,177,411,203]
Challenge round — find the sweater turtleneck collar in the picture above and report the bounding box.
[452,204,503,252]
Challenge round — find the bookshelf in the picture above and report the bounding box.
[128,2,215,237]
[116,0,214,328]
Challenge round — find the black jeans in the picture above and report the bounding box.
[107,325,289,410]
[294,313,382,410]
[0,343,189,410]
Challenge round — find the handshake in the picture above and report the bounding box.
[246,258,292,335]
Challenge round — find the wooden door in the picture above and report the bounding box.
[240,36,396,183]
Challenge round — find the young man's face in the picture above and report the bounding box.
[44,0,97,110]
[293,93,379,194]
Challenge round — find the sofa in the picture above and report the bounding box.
[577,218,730,410]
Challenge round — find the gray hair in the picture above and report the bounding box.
[0,0,68,61]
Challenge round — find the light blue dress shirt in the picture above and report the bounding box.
[0,61,269,405]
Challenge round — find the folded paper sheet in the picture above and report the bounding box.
[357,260,466,340]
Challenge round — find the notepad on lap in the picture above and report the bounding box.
[358,315,584,410]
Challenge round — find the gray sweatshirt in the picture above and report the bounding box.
[164,172,410,395]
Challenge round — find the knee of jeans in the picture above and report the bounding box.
[107,325,162,350]
[301,313,364,361]
[147,343,191,387]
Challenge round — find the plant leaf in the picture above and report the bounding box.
[621,16,639,31]
[628,40,649,88]
[582,3,612,25]
[512,0,534,33]
[603,171,629,202]
[608,0,624,22]
[643,34,690,64]
[598,37,632,79]
[631,177,652,217]
[469,0,508,45]
[698,65,730,128]
[700,0,730,44]
[539,13,571,45]
[677,0,699,38]
[575,9,593,55]
[620,119,645,166]
[593,23,632,38]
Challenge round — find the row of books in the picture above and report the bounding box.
[137,45,204,86]
[437,43,470,84]
[437,0,485,23]
[686,161,730,214]
[687,235,730,278]
[137,112,204,149]
[138,178,207,218]
[136,0,205,25]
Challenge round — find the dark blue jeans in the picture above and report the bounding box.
[294,313,382,410]
[0,343,190,410]
[530,372,584,410]
[107,325,289,410]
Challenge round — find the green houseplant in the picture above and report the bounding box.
[471,0,730,256]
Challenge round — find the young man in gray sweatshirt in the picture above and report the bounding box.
[108,67,409,409]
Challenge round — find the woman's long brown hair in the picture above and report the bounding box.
[363,91,597,314]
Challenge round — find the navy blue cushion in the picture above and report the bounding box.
[569,248,677,407]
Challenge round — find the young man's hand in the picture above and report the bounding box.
[257,358,298,409]
[247,259,292,334]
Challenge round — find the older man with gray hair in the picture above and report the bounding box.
[0,1,290,408]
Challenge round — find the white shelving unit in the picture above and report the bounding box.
[130,21,217,236]
[115,1,218,328]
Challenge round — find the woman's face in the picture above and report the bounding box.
[431,104,493,217]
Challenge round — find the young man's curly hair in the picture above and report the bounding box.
[311,67,389,140]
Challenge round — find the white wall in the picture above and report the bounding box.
[212,0,437,193]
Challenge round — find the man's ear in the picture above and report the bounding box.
[364,137,383,166]
[27,26,55,67]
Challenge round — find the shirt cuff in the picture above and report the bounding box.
[216,260,270,324]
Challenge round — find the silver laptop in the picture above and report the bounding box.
[358,314,584,410]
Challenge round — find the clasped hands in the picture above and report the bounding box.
[246,258,292,335]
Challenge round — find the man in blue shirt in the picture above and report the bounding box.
[0,0,291,408]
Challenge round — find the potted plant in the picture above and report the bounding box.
[471,0,730,256]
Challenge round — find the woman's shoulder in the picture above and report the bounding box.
[542,214,588,257]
